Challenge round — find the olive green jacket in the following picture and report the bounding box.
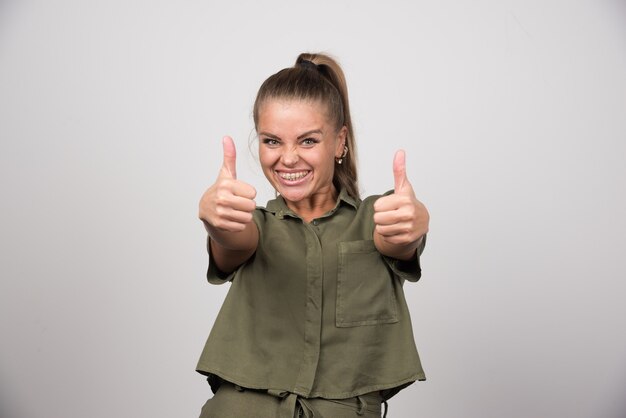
[197,189,426,400]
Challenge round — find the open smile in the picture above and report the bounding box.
[276,170,311,183]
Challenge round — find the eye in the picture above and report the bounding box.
[301,137,319,146]
[262,138,280,147]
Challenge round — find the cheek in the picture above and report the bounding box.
[258,149,274,170]
[321,146,337,171]
[310,153,335,178]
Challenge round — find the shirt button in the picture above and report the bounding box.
[312,220,319,225]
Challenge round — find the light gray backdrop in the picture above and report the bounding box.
[1,1,625,417]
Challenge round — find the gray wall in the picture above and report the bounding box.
[1,1,625,417]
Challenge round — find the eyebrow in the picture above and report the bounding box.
[297,129,323,139]
[258,129,323,140]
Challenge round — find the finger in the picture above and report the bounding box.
[212,218,250,232]
[375,221,414,238]
[217,207,255,225]
[373,209,411,226]
[376,231,414,246]
[393,149,407,193]
[221,136,237,179]
[373,193,411,213]
[230,181,257,201]
[375,219,421,239]
[223,195,257,213]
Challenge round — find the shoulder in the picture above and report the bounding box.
[360,190,394,209]
[251,206,271,232]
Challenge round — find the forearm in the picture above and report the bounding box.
[374,232,425,261]
[204,220,259,273]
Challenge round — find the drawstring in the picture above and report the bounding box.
[382,400,389,418]
[267,388,381,417]
[356,395,367,416]
[296,397,317,418]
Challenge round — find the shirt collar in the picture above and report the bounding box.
[264,188,360,220]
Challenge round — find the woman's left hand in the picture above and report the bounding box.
[373,150,429,255]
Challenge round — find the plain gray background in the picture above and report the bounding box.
[1,1,625,417]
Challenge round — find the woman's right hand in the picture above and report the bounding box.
[199,136,257,235]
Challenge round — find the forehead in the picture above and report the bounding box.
[257,99,331,133]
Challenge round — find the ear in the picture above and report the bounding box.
[335,126,348,157]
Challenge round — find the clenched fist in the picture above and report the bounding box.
[199,136,257,233]
[373,150,429,249]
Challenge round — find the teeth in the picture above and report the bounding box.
[279,171,308,181]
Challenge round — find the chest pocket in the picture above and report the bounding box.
[336,240,399,327]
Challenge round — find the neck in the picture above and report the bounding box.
[284,186,338,223]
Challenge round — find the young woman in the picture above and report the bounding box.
[197,53,429,418]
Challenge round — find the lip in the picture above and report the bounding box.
[274,170,311,185]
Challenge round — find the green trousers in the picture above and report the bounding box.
[199,382,384,418]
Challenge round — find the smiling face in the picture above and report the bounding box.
[257,99,346,216]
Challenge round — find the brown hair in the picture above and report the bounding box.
[253,52,359,200]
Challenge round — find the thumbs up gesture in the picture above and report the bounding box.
[373,150,429,257]
[199,136,257,233]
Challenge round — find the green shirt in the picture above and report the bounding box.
[196,189,426,400]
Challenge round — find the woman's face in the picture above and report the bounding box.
[257,99,346,208]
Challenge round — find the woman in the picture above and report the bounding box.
[197,53,429,418]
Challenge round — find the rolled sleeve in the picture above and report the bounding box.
[205,211,263,285]
[206,238,236,284]
[382,234,426,283]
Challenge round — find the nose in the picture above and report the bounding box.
[281,145,299,166]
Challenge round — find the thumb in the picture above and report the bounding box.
[221,136,237,179]
[393,149,407,193]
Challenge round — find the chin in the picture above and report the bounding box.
[277,189,307,203]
